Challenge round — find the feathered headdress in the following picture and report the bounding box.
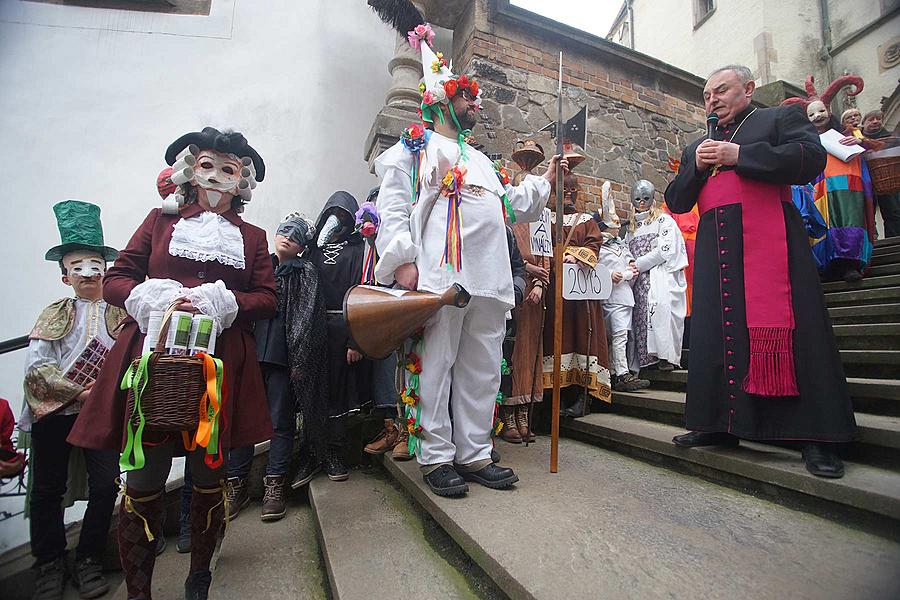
[781,74,864,109]
[369,0,482,126]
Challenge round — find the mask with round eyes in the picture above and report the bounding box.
[193,150,244,207]
[631,180,656,209]
[806,100,830,128]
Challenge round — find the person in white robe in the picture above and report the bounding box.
[625,180,688,372]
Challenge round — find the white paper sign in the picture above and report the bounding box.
[562,263,612,300]
[819,128,865,162]
[529,208,553,257]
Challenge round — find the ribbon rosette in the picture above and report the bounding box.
[441,165,466,197]
[401,123,427,152]
[407,23,435,51]
[405,353,422,374]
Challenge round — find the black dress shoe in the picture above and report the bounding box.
[672,431,739,447]
[423,465,468,497]
[459,463,519,489]
[802,443,845,478]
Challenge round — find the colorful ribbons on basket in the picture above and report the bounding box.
[120,352,225,471]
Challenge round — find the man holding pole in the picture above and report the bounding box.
[371,4,567,496]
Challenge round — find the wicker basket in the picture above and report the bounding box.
[867,147,900,195]
[125,303,206,431]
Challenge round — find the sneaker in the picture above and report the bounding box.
[261,475,287,522]
[613,372,651,392]
[291,452,321,489]
[72,556,109,599]
[31,556,65,600]
[364,418,400,455]
[422,465,468,497]
[391,430,414,461]
[324,449,349,481]
[224,477,249,522]
[184,569,212,600]
[176,515,191,553]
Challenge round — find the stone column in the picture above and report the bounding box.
[363,32,423,173]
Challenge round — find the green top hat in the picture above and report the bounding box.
[44,200,118,262]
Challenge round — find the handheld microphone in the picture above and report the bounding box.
[707,113,719,141]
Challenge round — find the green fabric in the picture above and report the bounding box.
[119,354,151,472]
[826,189,867,228]
[45,200,118,261]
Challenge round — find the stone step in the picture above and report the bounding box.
[867,262,900,277]
[608,389,900,452]
[383,438,900,600]
[308,471,501,600]
[871,250,900,266]
[875,236,900,248]
[209,497,329,599]
[561,413,900,525]
[831,323,900,350]
[822,273,900,294]
[829,303,900,324]
[825,286,900,307]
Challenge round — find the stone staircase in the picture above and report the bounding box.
[91,238,900,600]
[563,236,900,529]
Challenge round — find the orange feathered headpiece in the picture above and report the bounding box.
[781,74,864,109]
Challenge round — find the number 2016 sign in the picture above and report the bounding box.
[562,263,612,300]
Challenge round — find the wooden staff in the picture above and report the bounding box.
[551,52,564,473]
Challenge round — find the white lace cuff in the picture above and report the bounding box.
[186,280,239,332]
[124,279,185,333]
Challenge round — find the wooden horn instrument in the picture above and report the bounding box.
[343,283,471,359]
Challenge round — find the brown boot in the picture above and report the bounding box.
[391,429,413,461]
[500,406,522,444]
[189,483,225,582]
[364,418,400,455]
[224,476,248,522]
[260,475,286,522]
[516,405,535,442]
[118,486,165,600]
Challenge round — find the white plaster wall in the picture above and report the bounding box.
[831,13,900,111]
[0,0,394,550]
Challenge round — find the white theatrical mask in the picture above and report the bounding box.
[807,100,830,129]
[193,150,243,208]
[62,252,106,279]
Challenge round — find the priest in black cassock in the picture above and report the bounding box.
[665,65,856,478]
[309,191,372,481]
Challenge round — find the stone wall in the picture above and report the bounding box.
[451,0,707,216]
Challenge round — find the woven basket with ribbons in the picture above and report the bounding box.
[120,301,226,472]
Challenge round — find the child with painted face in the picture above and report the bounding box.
[22,200,125,600]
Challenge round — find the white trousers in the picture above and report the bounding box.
[417,296,507,466]
[603,303,632,377]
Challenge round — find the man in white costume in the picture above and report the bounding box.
[625,180,688,374]
[373,25,566,496]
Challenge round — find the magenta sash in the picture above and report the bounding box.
[698,171,799,397]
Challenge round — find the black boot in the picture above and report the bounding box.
[291,451,321,489]
[802,443,845,478]
[184,569,212,600]
[176,514,191,554]
[459,463,519,489]
[324,448,349,482]
[672,431,739,447]
[423,465,468,497]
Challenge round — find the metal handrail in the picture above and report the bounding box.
[0,336,28,355]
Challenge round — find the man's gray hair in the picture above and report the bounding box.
[707,65,754,84]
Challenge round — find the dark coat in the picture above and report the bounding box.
[68,203,277,451]
[665,104,856,441]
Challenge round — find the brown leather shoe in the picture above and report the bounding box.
[225,477,249,522]
[364,418,400,455]
[260,475,286,522]
[515,405,535,442]
[392,429,414,461]
[500,407,522,443]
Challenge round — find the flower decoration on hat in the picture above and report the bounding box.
[407,22,435,51]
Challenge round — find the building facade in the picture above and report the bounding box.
[608,0,900,125]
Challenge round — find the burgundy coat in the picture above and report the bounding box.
[68,204,277,451]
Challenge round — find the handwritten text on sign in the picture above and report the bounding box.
[529,208,553,257]
[562,263,612,300]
